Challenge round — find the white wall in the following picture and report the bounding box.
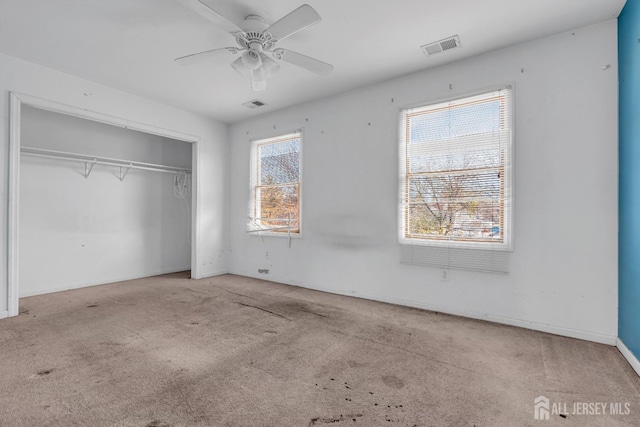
[19,106,192,296]
[0,53,229,316]
[229,20,619,344]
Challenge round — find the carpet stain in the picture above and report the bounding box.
[309,413,363,425]
[235,301,291,321]
[298,308,329,318]
[145,421,171,427]
[347,360,366,368]
[264,300,333,320]
[179,286,210,295]
[194,296,214,306]
[382,375,405,389]
[29,369,54,379]
[223,289,258,300]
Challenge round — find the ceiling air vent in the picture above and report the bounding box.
[242,99,267,109]
[421,35,461,57]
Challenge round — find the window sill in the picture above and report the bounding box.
[399,237,512,252]
[248,230,303,239]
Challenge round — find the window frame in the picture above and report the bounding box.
[248,129,303,237]
[398,85,514,251]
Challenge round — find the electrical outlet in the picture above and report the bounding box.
[440,268,450,282]
[265,251,270,260]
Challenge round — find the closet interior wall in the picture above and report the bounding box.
[19,105,192,296]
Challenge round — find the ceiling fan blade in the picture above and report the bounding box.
[265,4,321,41]
[179,0,244,35]
[174,47,237,66]
[273,49,333,75]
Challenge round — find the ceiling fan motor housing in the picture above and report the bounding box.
[236,15,275,51]
[236,32,274,52]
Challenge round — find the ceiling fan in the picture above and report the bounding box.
[176,0,333,91]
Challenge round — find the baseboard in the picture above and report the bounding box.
[228,269,307,288]
[617,339,640,377]
[192,269,229,280]
[19,267,190,298]
[367,294,617,345]
[228,269,617,346]
[0,310,8,319]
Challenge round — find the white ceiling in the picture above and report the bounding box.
[0,0,626,123]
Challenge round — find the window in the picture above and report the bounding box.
[399,86,513,250]
[249,131,301,234]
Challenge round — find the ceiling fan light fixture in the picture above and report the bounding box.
[251,67,266,81]
[259,53,280,78]
[252,80,267,91]
[241,50,262,70]
[230,57,246,75]
[251,70,267,91]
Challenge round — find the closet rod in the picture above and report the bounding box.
[20,146,191,174]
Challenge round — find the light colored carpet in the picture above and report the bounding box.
[0,272,638,426]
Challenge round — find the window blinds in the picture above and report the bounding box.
[399,86,513,273]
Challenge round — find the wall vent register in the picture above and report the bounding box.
[243,99,268,109]
[421,35,462,56]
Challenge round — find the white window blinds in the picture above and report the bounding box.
[399,86,513,272]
